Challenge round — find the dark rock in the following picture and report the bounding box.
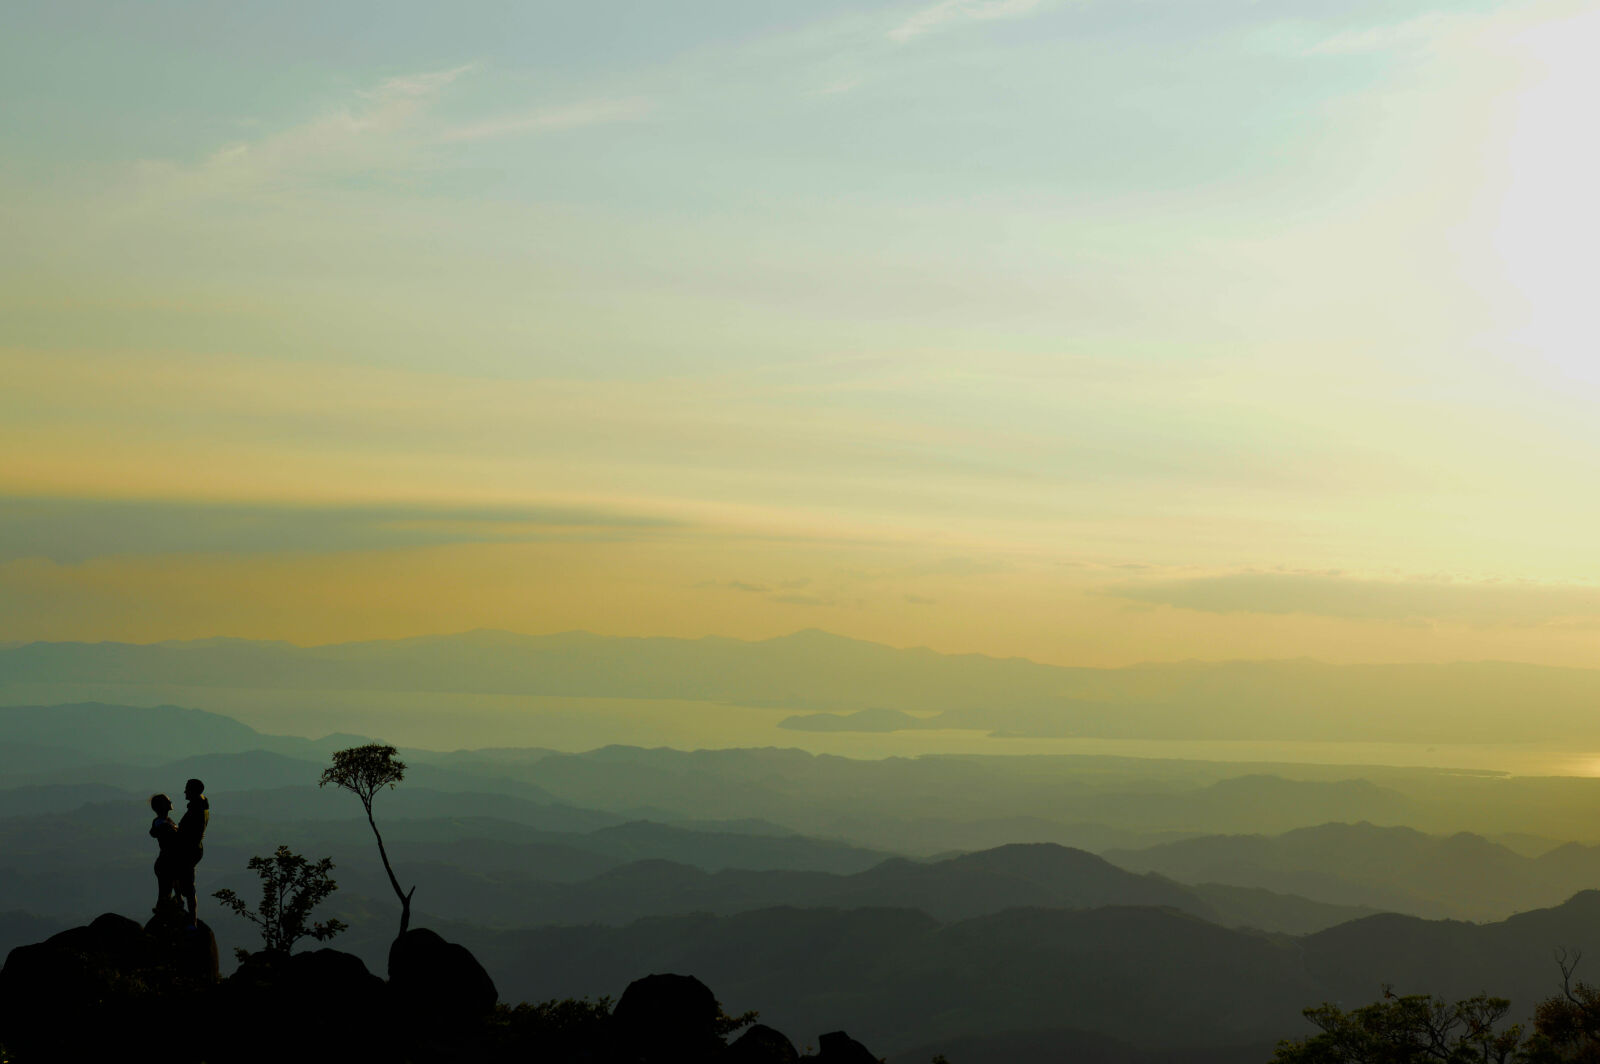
[295,947,389,1040]
[389,927,499,1025]
[217,950,297,1064]
[0,912,216,1061]
[613,972,724,1062]
[729,1023,801,1063]
[144,910,220,981]
[292,946,386,1003]
[812,1031,880,1064]
[220,948,391,1063]
[88,912,158,964]
[228,946,291,989]
[231,947,382,1005]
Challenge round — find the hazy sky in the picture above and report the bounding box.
[2,0,1597,665]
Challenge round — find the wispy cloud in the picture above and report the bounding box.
[694,579,772,593]
[442,97,653,143]
[364,67,476,102]
[695,576,850,608]
[1306,12,1457,55]
[1107,572,1600,627]
[0,497,681,563]
[209,64,472,172]
[809,75,867,98]
[773,592,836,607]
[1294,7,1531,58]
[140,67,647,193]
[889,0,1044,43]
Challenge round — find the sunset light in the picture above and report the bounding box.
[4,8,1600,1059]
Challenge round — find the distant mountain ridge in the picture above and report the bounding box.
[6,702,1599,942]
[0,702,365,767]
[6,630,1600,741]
[12,700,1600,852]
[6,693,1600,1064]
[493,841,1375,933]
[1108,820,1600,920]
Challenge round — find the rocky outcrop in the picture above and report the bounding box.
[0,912,219,1059]
[613,972,726,1062]
[389,926,499,1025]
[221,947,391,1062]
[811,1030,881,1063]
[145,907,221,981]
[729,1023,802,1063]
[0,917,880,1064]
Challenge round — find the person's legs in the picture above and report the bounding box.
[175,855,198,925]
[155,856,181,913]
[187,849,203,922]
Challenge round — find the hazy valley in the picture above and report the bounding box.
[6,634,1600,1061]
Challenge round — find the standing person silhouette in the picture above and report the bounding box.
[174,778,209,929]
[148,793,181,914]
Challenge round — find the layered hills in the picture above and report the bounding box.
[1108,821,1600,921]
[419,892,1600,1057]
[6,700,1600,1063]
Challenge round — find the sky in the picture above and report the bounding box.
[2,0,1598,667]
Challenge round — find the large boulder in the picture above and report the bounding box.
[0,912,218,1061]
[84,911,160,965]
[144,909,220,981]
[810,1031,880,1064]
[230,946,385,1006]
[388,927,498,1025]
[221,948,390,1062]
[729,1023,801,1064]
[612,973,726,1062]
[292,947,386,1005]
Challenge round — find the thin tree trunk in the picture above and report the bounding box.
[366,806,415,937]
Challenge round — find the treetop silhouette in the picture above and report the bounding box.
[319,743,416,936]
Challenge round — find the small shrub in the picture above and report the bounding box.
[213,845,348,960]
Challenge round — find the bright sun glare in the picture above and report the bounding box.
[1496,9,1600,386]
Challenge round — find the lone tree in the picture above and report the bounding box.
[320,743,416,936]
[213,846,347,961]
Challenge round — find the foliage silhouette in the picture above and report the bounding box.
[496,995,614,1030]
[212,845,346,961]
[490,995,614,1058]
[716,1006,761,1038]
[1274,989,1525,1064]
[319,742,415,936]
[1276,957,1600,1064]
[1530,950,1600,1064]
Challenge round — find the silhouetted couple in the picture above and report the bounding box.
[150,778,209,929]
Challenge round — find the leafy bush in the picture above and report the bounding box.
[213,845,347,960]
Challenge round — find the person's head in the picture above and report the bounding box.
[184,778,204,800]
[150,793,172,815]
